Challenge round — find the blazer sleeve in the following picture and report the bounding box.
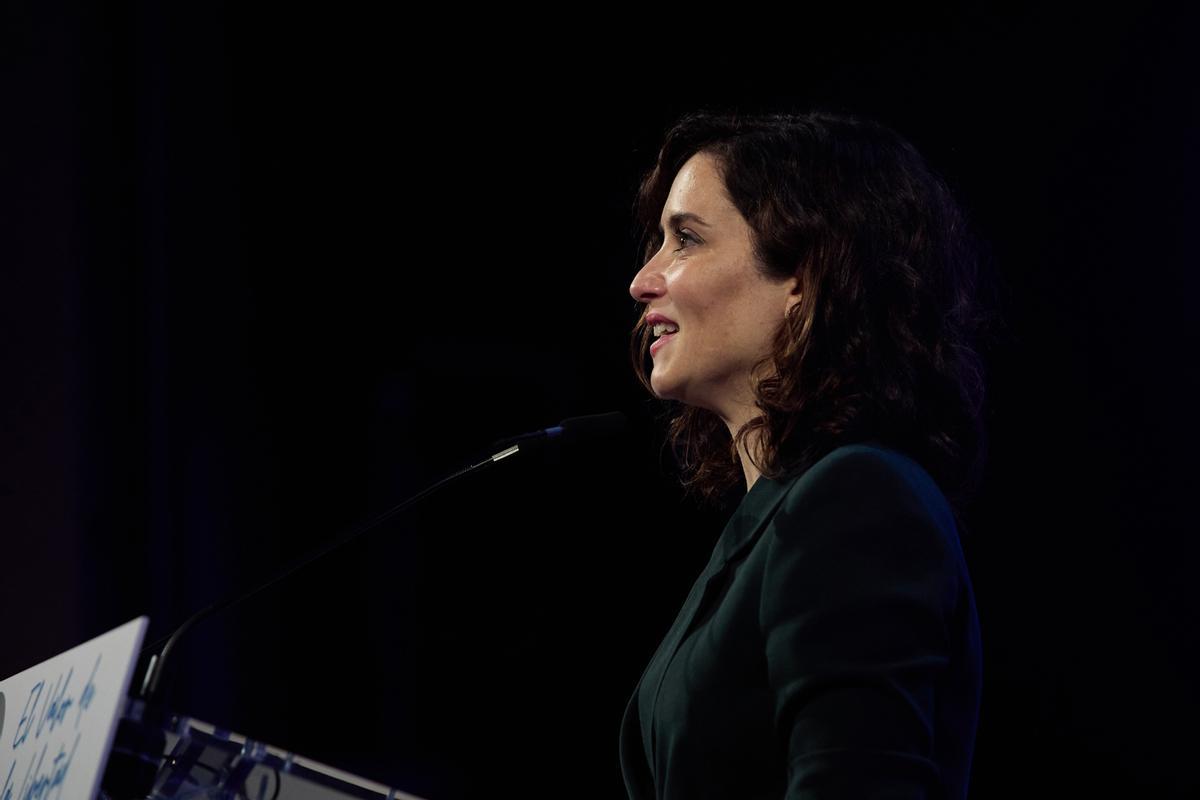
[759,449,962,800]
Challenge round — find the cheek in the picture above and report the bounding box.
[696,291,751,337]
[668,263,763,339]
[667,265,728,308]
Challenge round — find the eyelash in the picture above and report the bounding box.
[672,230,698,251]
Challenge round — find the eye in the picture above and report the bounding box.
[673,229,699,252]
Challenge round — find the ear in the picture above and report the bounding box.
[783,275,803,315]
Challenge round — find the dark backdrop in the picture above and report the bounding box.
[3,5,1198,798]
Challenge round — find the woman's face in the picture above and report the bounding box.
[629,152,801,421]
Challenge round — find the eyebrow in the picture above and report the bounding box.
[657,212,712,236]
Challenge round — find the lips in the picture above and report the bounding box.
[645,311,678,358]
[649,330,676,357]
[645,312,678,329]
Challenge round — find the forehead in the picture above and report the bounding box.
[662,152,732,220]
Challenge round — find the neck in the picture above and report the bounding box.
[742,459,761,492]
[721,403,765,493]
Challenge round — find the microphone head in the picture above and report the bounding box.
[492,411,628,459]
[554,411,628,446]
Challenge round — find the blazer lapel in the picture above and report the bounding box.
[641,472,799,766]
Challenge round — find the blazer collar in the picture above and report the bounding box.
[710,439,888,570]
[709,469,800,570]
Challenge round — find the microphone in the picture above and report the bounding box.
[542,410,627,444]
[135,410,627,702]
[488,411,628,456]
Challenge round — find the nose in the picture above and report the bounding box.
[629,252,666,303]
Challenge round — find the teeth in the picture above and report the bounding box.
[651,322,679,336]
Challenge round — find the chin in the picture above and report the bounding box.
[649,376,678,402]
[650,376,689,405]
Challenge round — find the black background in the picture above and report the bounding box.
[2,5,1198,798]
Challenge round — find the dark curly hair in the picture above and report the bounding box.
[629,109,1002,523]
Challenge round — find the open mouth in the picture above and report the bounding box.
[650,331,676,356]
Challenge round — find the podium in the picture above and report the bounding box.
[102,697,426,800]
[0,616,427,800]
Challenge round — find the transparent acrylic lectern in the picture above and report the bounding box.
[100,697,427,800]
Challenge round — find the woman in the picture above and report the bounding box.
[619,110,995,800]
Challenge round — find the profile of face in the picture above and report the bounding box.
[629,152,801,424]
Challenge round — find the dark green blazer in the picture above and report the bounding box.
[618,442,981,800]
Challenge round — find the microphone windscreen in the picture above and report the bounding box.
[557,411,627,446]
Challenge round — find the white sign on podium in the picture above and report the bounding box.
[0,617,148,800]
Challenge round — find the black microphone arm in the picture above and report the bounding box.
[136,410,627,702]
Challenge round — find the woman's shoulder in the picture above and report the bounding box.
[760,441,970,615]
[773,439,962,550]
